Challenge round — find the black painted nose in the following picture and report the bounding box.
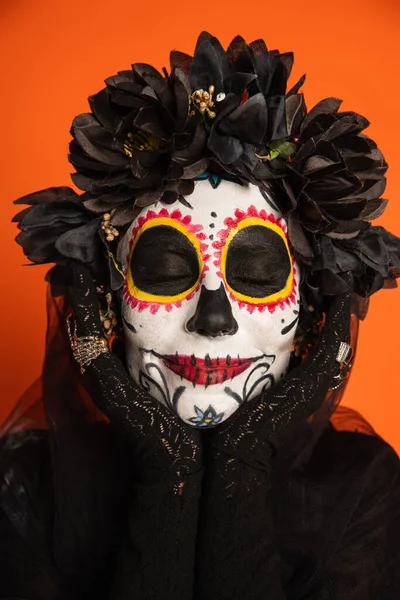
[186,284,238,338]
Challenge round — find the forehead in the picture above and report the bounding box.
[130,180,283,228]
[178,179,282,222]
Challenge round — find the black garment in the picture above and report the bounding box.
[0,284,399,598]
[0,420,399,599]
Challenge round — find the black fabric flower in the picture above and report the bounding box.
[304,226,400,301]
[284,98,388,260]
[188,34,264,164]
[13,187,103,271]
[69,62,208,225]
[172,33,306,180]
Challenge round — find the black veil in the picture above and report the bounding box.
[0,282,378,576]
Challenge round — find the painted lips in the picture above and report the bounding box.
[162,354,257,386]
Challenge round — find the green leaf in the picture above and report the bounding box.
[268,138,297,160]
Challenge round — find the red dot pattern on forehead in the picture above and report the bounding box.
[212,205,297,314]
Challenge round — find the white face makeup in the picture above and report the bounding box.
[117,179,300,427]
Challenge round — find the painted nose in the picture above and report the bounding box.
[186,284,238,338]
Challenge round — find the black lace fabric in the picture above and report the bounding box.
[0,276,399,599]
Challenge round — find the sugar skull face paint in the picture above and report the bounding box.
[117,179,300,427]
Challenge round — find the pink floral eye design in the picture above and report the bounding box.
[212,205,297,314]
[124,208,210,314]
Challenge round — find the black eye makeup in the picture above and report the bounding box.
[218,215,294,308]
[126,219,204,305]
[225,225,292,298]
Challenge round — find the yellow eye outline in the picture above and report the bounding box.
[220,217,294,305]
[126,217,204,304]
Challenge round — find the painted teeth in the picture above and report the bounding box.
[192,368,200,387]
[171,354,241,366]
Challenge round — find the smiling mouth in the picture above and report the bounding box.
[160,353,260,386]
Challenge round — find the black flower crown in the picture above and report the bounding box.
[13,32,400,304]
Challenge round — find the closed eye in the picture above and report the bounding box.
[224,224,292,301]
[128,223,201,299]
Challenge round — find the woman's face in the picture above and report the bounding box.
[117,179,300,427]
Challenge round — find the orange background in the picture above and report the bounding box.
[1,0,399,452]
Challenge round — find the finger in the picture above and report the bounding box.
[85,352,201,470]
[68,261,103,337]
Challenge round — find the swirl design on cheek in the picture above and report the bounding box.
[212,205,297,314]
[124,208,210,314]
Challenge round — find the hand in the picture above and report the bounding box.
[207,290,352,471]
[67,262,202,483]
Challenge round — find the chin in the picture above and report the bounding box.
[132,351,279,428]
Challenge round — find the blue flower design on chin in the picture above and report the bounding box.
[189,405,224,427]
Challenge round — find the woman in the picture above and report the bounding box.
[1,32,400,598]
